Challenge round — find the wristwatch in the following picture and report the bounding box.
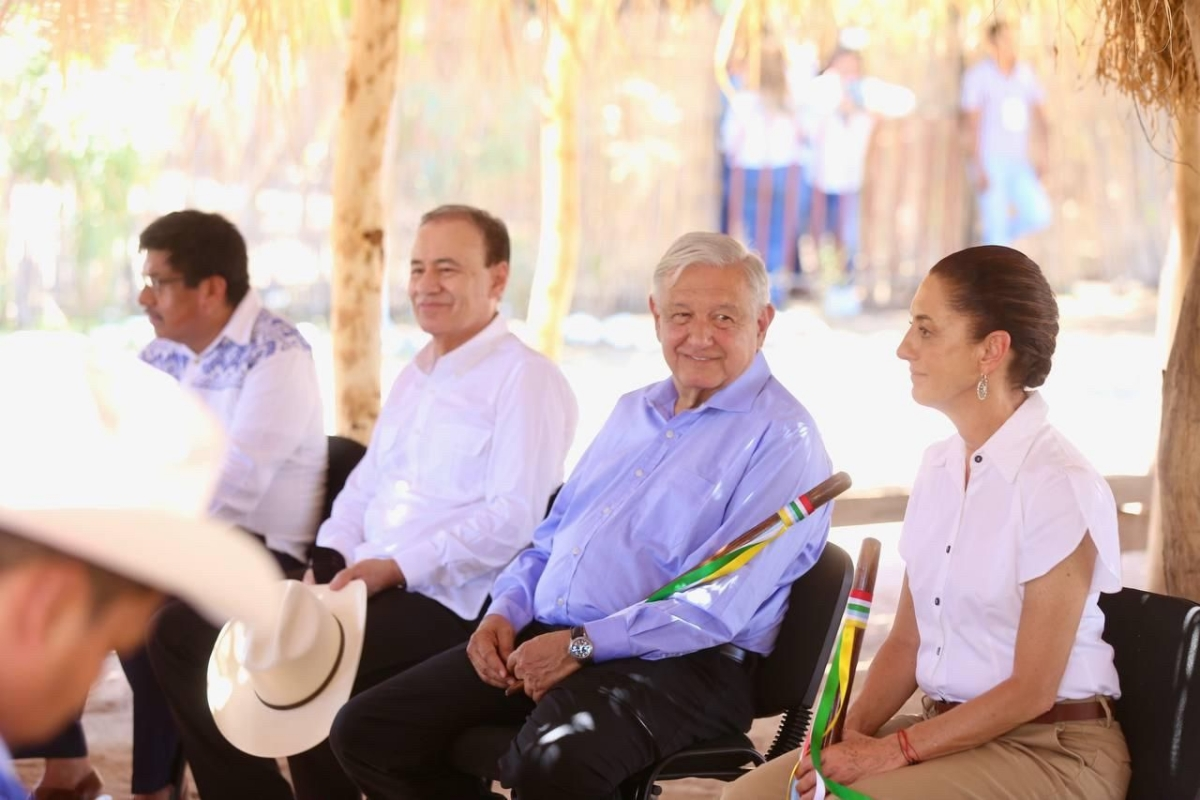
[567,625,595,665]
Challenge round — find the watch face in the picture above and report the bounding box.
[569,636,594,661]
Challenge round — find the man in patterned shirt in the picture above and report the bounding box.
[22,210,325,800]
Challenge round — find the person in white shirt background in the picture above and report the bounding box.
[720,43,808,308]
[961,20,1052,247]
[722,245,1129,800]
[804,29,915,314]
[18,211,327,800]
[146,204,579,800]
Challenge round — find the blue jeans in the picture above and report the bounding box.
[811,188,861,278]
[734,166,808,305]
[977,157,1052,246]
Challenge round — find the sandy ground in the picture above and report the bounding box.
[13,288,1161,798]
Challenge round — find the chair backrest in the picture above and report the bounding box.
[1099,587,1200,800]
[753,542,854,716]
[322,435,368,522]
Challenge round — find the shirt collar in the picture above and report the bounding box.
[645,351,772,419]
[181,289,261,359]
[216,289,262,347]
[944,391,1048,482]
[413,314,509,377]
[0,735,11,776]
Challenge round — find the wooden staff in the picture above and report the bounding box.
[824,536,882,747]
[708,471,852,560]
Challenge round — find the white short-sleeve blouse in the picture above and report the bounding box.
[898,392,1122,703]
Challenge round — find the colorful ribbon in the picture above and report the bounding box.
[787,589,875,800]
[646,495,816,602]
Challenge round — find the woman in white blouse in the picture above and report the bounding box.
[723,245,1130,799]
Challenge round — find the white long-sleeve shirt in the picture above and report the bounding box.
[317,315,578,620]
[141,290,327,562]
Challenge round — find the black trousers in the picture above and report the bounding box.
[14,642,181,794]
[329,623,757,800]
[146,582,479,800]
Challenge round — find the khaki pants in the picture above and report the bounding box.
[721,697,1130,800]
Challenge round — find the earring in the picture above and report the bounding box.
[977,373,989,401]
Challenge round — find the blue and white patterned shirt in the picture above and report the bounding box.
[141,290,326,561]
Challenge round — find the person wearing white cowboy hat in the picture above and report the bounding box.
[147,205,578,800]
[0,332,288,800]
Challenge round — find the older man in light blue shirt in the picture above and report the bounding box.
[329,232,832,800]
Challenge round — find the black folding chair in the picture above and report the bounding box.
[323,434,367,522]
[450,542,853,799]
[1099,587,1200,800]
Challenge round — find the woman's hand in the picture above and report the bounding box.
[792,731,908,799]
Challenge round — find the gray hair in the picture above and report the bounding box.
[651,232,770,308]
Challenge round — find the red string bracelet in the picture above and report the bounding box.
[896,728,922,765]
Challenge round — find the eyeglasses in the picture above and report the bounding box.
[142,275,186,293]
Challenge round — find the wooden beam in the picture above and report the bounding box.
[832,475,1153,553]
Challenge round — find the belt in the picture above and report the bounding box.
[929,698,1110,725]
[718,643,754,666]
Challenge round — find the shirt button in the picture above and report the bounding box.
[556,597,565,606]
[974,454,983,464]
[635,469,644,478]
[602,507,611,516]
[934,597,941,606]
[665,430,675,439]
[572,547,580,556]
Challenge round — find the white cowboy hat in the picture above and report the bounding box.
[0,331,284,630]
[207,578,367,757]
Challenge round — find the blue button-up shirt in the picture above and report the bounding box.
[487,352,832,662]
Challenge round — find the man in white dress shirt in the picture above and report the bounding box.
[147,205,578,800]
[23,210,326,800]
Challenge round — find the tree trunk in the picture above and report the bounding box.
[1143,220,1180,593]
[525,0,581,360]
[1159,230,1200,601]
[331,0,401,443]
[1150,1,1200,596]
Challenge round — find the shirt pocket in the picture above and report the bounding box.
[630,468,723,573]
[419,421,493,499]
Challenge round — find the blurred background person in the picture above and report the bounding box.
[805,28,915,315]
[720,43,809,307]
[961,20,1052,246]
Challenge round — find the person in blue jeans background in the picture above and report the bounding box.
[962,20,1052,246]
[720,44,809,307]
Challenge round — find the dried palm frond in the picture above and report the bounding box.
[1096,0,1200,113]
[3,0,342,103]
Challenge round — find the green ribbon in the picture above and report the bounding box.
[644,540,759,602]
[803,628,873,800]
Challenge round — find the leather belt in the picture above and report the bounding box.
[929,698,1109,725]
[718,643,754,666]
